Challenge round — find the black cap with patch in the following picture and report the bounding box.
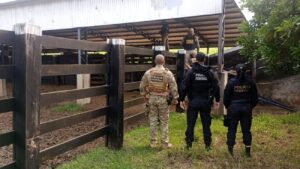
[235,63,246,80]
[235,64,245,72]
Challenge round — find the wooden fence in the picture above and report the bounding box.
[0,25,180,169]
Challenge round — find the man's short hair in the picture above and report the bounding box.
[196,52,206,62]
[155,54,165,65]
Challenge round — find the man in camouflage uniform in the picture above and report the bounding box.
[140,54,179,149]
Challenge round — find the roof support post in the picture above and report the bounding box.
[77,28,91,105]
[217,0,225,73]
[217,0,226,116]
[206,45,210,66]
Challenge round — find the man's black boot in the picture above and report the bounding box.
[245,146,251,157]
[228,146,233,156]
[186,142,192,150]
[205,145,211,151]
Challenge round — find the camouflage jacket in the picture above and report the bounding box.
[140,65,179,99]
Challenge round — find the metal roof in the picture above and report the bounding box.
[0,0,245,48]
[43,0,244,48]
[0,0,223,30]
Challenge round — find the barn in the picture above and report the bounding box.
[0,0,248,168]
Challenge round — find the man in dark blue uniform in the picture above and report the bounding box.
[179,52,220,150]
[224,64,258,157]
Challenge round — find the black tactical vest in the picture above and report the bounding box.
[183,34,196,50]
[231,78,252,102]
[189,67,212,99]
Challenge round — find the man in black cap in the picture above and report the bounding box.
[179,52,220,150]
[223,64,258,157]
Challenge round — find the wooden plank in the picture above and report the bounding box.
[0,131,15,147]
[40,85,108,105]
[125,64,152,73]
[42,35,108,51]
[40,107,108,134]
[107,39,125,149]
[14,25,42,169]
[41,64,107,76]
[124,97,144,109]
[0,97,14,113]
[124,82,140,91]
[162,51,176,58]
[0,162,16,169]
[0,65,14,79]
[166,65,176,71]
[40,126,108,161]
[125,46,153,56]
[0,30,15,45]
[124,112,146,127]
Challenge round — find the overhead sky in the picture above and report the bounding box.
[235,0,254,21]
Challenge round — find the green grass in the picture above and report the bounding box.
[51,102,83,113]
[58,112,300,169]
[169,47,231,55]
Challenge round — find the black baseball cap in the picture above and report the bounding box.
[196,52,206,61]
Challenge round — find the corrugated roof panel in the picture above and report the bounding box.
[0,0,222,31]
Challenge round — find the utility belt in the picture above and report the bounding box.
[188,94,209,101]
[149,92,168,97]
[231,100,250,104]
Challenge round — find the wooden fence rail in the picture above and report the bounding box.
[0,25,180,169]
[40,107,109,134]
[41,64,107,76]
[0,30,15,45]
[0,65,14,79]
[0,97,14,113]
[40,85,109,105]
[0,30,17,169]
[42,35,108,51]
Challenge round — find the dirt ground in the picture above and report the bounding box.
[0,84,292,168]
[0,85,145,168]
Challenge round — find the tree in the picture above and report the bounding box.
[238,0,300,75]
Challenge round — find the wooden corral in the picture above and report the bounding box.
[0,25,178,169]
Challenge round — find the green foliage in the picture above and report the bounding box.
[51,102,82,113]
[58,112,300,169]
[238,0,300,75]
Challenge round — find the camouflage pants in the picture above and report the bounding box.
[148,95,169,145]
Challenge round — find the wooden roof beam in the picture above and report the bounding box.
[117,23,159,45]
[85,29,110,40]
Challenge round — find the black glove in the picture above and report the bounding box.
[167,94,173,105]
[145,103,149,116]
[208,96,214,106]
[223,115,229,127]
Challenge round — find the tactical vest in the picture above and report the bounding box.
[147,68,168,95]
[183,34,196,50]
[189,68,212,99]
[231,78,252,102]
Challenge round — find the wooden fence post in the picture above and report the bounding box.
[13,23,42,169]
[176,49,185,112]
[107,39,125,149]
